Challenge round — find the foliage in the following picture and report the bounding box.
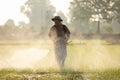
[70,0,120,23]
[0,23,39,40]
[101,24,113,33]
[21,0,56,31]
[69,0,120,33]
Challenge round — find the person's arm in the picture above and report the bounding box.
[48,28,52,38]
[48,29,52,38]
[63,25,70,41]
[48,26,57,41]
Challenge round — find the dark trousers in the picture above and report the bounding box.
[54,39,67,69]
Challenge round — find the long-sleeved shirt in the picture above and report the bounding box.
[49,24,70,42]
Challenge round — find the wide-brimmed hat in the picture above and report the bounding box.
[52,16,63,21]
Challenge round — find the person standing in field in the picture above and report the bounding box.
[49,16,70,69]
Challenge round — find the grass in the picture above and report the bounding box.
[0,69,120,80]
[88,69,120,80]
[65,39,120,71]
[0,39,119,80]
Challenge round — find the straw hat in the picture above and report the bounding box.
[52,16,63,21]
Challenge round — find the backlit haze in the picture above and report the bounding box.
[0,0,71,25]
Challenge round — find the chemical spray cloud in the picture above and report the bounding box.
[0,48,49,69]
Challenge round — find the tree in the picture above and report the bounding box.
[101,23,113,33]
[70,0,120,33]
[5,19,15,27]
[21,0,56,32]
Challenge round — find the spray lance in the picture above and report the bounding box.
[66,41,72,45]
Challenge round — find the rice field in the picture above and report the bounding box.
[0,39,119,80]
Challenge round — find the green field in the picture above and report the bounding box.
[0,39,120,80]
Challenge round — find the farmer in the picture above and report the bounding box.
[49,16,70,69]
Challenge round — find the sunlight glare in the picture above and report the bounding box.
[50,0,71,16]
[0,0,29,25]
